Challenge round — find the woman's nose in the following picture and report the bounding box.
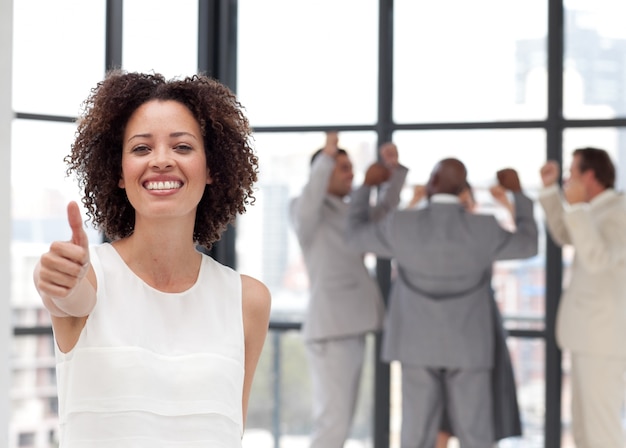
[150,148,174,169]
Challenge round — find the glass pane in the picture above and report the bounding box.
[238,132,378,446]
[237,0,379,127]
[564,1,626,119]
[503,338,546,447]
[122,0,198,79]
[12,120,101,244]
[393,129,547,330]
[235,131,378,323]
[12,0,106,116]
[244,329,376,447]
[10,334,58,447]
[394,0,548,123]
[11,119,103,448]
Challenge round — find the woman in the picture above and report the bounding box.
[33,70,271,447]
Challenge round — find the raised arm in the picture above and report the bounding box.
[537,161,572,247]
[368,141,408,220]
[33,201,97,352]
[289,134,338,248]
[489,184,515,218]
[345,163,398,258]
[370,164,409,221]
[493,169,539,260]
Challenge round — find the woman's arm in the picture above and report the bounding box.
[240,274,271,429]
[33,202,96,352]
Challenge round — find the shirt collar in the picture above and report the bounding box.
[430,193,461,204]
[590,188,617,208]
[328,193,349,207]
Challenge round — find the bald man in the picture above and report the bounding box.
[346,158,538,448]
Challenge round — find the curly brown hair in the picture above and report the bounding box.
[65,69,258,248]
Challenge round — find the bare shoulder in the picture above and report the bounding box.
[240,274,272,318]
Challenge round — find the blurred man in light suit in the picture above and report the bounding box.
[539,147,626,448]
[289,132,407,448]
[346,158,538,448]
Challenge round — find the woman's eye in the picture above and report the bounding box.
[175,144,193,152]
[132,145,150,153]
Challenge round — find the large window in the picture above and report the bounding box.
[9,1,199,446]
[237,0,379,127]
[394,0,548,123]
[8,1,626,447]
[563,1,626,120]
[11,1,106,444]
[121,0,198,77]
[12,0,106,117]
[235,131,378,323]
[236,1,626,448]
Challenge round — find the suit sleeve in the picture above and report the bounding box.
[537,185,572,247]
[345,184,395,258]
[493,191,539,260]
[369,165,409,221]
[289,154,334,249]
[563,200,626,273]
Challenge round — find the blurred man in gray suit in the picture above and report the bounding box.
[346,158,538,448]
[289,132,407,448]
[539,148,626,448]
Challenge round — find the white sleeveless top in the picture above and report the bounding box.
[54,243,245,448]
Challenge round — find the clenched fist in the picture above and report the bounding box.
[497,168,521,192]
[540,161,560,187]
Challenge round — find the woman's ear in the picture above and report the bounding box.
[118,176,125,188]
[206,168,213,185]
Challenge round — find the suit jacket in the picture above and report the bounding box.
[347,190,538,368]
[289,154,408,342]
[539,186,626,358]
[490,296,523,440]
[439,295,523,440]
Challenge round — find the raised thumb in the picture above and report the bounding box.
[67,201,88,249]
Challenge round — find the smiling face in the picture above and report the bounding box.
[566,153,593,200]
[118,99,211,221]
[567,154,583,184]
[327,153,354,197]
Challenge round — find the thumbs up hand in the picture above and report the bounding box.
[35,202,92,308]
[67,201,90,264]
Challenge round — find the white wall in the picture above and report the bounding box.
[0,0,13,445]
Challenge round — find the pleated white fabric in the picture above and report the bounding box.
[54,243,244,447]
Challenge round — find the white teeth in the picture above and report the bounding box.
[146,181,182,190]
